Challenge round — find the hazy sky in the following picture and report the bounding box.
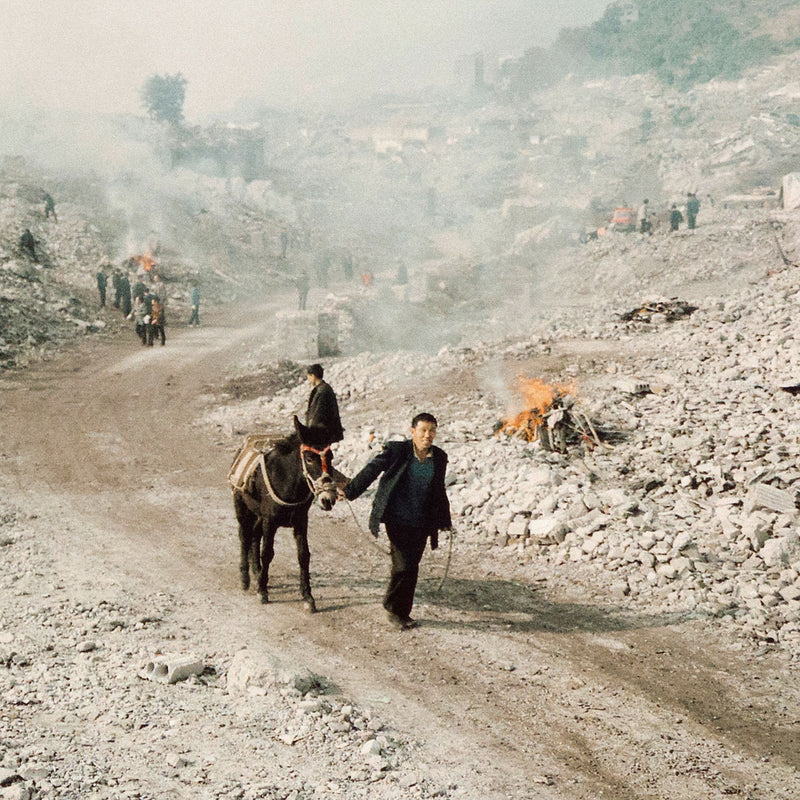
[1,1,609,120]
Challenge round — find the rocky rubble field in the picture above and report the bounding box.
[0,498,454,800]
[205,205,800,661]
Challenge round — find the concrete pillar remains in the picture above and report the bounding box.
[275,310,339,359]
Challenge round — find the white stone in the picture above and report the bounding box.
[507,516,529,539]
[360,739,382,756]
[528,516,567,543]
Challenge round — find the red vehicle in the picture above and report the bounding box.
[610,207,637,232]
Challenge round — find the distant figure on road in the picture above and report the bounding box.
[669,203,683,232]
[96,267,108,307]
[305,363,343,444]
[686,192,700,229]
[296,271,310,311]
[120,272,132,317]
[130,294,148,344]
[188,282,200,326]
[112,269,123,309]
[280,227,289,259]
[148,295,166,346]
[19,229,37,261]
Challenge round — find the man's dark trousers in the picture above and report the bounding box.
[384,522,430,619]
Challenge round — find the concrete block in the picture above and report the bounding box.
[752,484,797,515]
[275,310,318,360]
[317,312,339,357]
[140,654,203,684]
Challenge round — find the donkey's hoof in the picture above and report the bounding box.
[303,597,317,614]
[259,592,269,605]
[240,575,250,591]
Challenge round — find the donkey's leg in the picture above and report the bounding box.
[233,493,256,591]
[258,520,277,604]
[249,518,263,585]
[293,515,316,613]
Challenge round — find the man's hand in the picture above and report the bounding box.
[335,482,348,500]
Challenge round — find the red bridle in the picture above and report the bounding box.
[300,444,332,475]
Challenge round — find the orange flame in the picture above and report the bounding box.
[131,253,156,272]
[497,376,576,441]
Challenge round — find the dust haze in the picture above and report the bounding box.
[0,1,615,354]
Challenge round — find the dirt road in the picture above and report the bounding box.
[2,304,799,799]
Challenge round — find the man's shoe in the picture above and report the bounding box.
[401,617,418,630]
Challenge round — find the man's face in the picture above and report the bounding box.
[411,421,437,453]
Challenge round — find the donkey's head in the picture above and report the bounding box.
[293,416,338,511]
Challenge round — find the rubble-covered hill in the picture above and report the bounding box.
[0,149,292,370]
[5,40,800,372]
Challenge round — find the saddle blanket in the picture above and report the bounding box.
[228,433,278,492]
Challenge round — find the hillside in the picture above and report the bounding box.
[510,0,800,95]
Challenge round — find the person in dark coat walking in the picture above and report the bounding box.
[341,412,452,630]
[305,364,343,443]
[120,272,132,317]
[132,277,147,303]
[686,192,700,229]
[112,269,122,308]
[669,204,683,232]
[96,268,108,307]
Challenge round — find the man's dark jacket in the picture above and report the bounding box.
[344,439,451,545]
[306,380,344,442]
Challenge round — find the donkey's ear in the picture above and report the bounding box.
[293,415,307,439]
[294,415,330,449]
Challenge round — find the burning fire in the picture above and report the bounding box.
[130,253,156,273]
[497,376,576,442]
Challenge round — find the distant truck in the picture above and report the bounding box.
[610,206,638,232]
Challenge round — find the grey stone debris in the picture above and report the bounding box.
[139,653,204,684]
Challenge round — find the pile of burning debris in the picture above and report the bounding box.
[494,377,602,453]
[618,299,697,323]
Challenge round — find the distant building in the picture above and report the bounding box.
[170,124,266,181]
[455,52,485,93]
[455,51,503,95]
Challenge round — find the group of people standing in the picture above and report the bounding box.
[304,363,452,631]
[669,192,701,232]
[96,265,169,347]
[639,192,702,234]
